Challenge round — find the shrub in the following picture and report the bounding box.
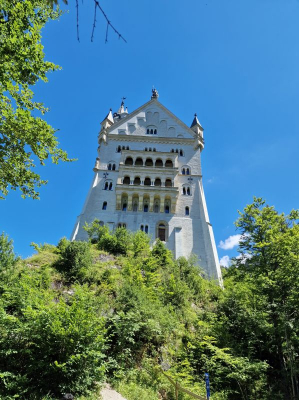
[58,241,92,281]
[0,232,17,272]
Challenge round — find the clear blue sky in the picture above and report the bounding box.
[1,0,299,265]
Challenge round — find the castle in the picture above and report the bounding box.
[71,89,222,281]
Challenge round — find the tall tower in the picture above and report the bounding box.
[71,90,222,281]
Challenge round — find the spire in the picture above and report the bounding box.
[101,108,114,125]
[190,113,202,129]
[151,87,159,99]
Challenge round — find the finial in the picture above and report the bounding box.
[194,113,197,117]
[121,97,126,106]
[151,87,159,99]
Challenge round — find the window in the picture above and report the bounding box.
[144,204,149,212]
[145,158,153,167]
[182,168,186,175]
[165,159,173,168]
[149,147,152,151]
[112,164,116,170]
[135,157,143,166]
[102,201,107,210]
[145,225,149,233]
[133,176,141,185]
[158,223,166,241]
[104,182,109,190]
[122,203,127,211]
[126,146,129,150]
[187,187,190,195]
[117,146,121,152]
[108,164,112,170]
[185,206,189,216]
[154,129,157,134]
[171,149,174,153]
[144,177,151,186]
[145,147,148,151]
[165,205,170,213]
[122,146,125,150]
[154,199,160,213]
[179,149,184,156]
[109,182,113,190]
[175,149,178,153]
[182,186,191,195]
[182,165,191,175]
[125,157,133,165]
[165,199,171,214]
[140,225,144,231]
[165,179,172,187]
[154,178,161,187]
[186,168,190,175]
[118,223,126,228]
[123,176,130,185]
[183,187,186,195]
[155,158,163,167]
[153,148,156,152]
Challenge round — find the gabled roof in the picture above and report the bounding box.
[108,98,200,138]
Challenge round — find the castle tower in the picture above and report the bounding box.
[71,90,222,281]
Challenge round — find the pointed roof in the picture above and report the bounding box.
[101,108,114,124]
[190,113,202,129]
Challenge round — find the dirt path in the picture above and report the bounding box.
[100,384,127,400]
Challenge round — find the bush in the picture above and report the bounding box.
[0,232,17,272]
[58,241,92,281]
[0,286,106,398]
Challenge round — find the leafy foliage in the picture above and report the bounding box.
[0,199,298,399]
[0,0,73,199]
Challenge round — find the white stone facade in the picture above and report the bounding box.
[71,92,222,282]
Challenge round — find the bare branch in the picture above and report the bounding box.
[93,0,127,43]
[76,0,80,42]
[91,2,97,42]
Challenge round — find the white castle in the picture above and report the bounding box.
[71,89,222,281]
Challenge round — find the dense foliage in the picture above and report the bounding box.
[0,198,298,399]
[0,0,72,199]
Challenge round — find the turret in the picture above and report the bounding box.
[190,113,204,150]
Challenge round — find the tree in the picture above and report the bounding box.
[223,198,299,399]
[0,0,73,199]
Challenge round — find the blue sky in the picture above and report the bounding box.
[1,0,299,265]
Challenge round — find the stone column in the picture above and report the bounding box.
[127,194,133,211]
[139,194,143,211]
[149,195,154,212]
[160,197,165,213]
[116,194,122,210]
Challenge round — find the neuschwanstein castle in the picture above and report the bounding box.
[71,89,221,281]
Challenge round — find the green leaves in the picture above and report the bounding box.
[0,0,73,199]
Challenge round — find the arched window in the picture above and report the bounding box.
[187,187,191,195]
[102,201,107,210]
[112,164,116,170]
[126,146,129,150]
[171,149,174,153]
[133,176,141,185]
[109,182,113,190]
[149,147,152,151]
[157,223,166,241]
[118,223,126,228]
[165,159,173,168]
[155,158,163,167]
[121,194,128,208]
[176,149,179,153]
[145,158,153,167]
[145,147,148,151]
[186,168,190,175]
[165,179,172,187]
[108,164,112,170]
[182,165,191,175]
[182,185,191,195]
[150,129,153,134]
[182,168,186,175]
[117,146,121,153]
[154,178,161,187]
[154,129,157,134]
[104,182,109,190]
[165,199,171,214]
[179,149,184,156]
[140,225,144,231]
[183,187,186,195]
[123,176,130,185]
[146,129,149,134]
[143,197,149,212]
[145,225,149,233]
[144,177,151,186]
[153,148,156,152]
[122,146,125,150]
[125,157,133,165]
[135,157,143,166]
[185,206,189,216]
[165,205,170,213]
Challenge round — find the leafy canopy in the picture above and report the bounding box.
[0,0,73,199]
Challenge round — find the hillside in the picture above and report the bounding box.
[0,198,298,399]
